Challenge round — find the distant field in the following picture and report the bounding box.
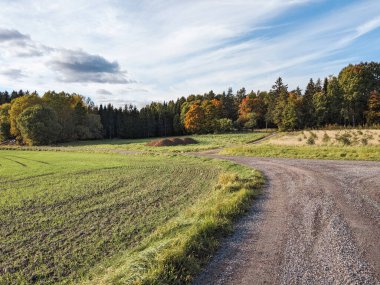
[267,129,380,146]
[56,132,267,153]
[0,150,263,284]
[221,129,380,161]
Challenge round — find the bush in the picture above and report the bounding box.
[322,133,330,143]
[309,131,318,138]
[361,138,368,145]
[335,133,351,145]
[215,118,233,133]
[17,105,62,145]
[306,136,315,145]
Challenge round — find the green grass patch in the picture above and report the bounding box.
[221,144,380,161]
[0,150,263,284]
[55,132,266,153]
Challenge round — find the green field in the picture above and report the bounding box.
[4,130,377,285]
[0,150,263,284]
[221,131,380,161]
[56,132,266,153]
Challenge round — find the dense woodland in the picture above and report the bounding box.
[0,62,379,145]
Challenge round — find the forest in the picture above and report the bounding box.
[0,62,379,146]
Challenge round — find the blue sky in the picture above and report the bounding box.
[0,0,379,107]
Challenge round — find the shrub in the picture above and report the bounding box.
[306,136,315,145]
[215,118,233,133]
[361,138,368,145]
[322,133,330,143]
[309,131,318,138]
[335,133,351,145]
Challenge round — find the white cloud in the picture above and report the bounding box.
[0,0,379,107]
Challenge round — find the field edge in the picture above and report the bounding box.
[79,159,264,285]
[220,144,380,161]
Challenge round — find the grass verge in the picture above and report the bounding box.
[80,161,264,285]
[221,144,380,161]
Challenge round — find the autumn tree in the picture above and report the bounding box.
[366,91,380,125]
[184,103,205,133]
[238,95,258,129]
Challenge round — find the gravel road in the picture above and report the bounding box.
[194,156,380,285]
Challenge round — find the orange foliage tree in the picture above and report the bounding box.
[184,103,205,133]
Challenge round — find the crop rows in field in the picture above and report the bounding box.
[0,151,220,284]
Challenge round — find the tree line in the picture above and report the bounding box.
[0,62,379,145]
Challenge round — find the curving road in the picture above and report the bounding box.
[194,156,380,285]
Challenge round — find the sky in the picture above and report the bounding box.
[0,0,379,107]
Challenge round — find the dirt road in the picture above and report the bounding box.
[194,156,380,285]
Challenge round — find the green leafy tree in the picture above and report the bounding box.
[266,77,288,127]
[215,118,233,133]
[300,78,316,128]
[326,76,344,124]
[338,63,375,126]
[42,91,76,141]
[313,91,328,127]
[9,94,42,140]
[17,105,61,145]
[273,87,289,129]
[0,103,11,141]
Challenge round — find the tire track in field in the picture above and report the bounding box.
[1,156,27,167]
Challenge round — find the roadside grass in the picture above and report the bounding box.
[0,150,263,284]
[266,129,380,146]
[81,162,263,285]
[55,132,267,153]
[221,144,380,161]
[220,129,380,161]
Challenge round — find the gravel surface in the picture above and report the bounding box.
[194,156,380,285]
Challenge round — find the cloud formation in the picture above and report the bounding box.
[49,50,134,84]
[0,68,26,80]
[0,27,50,57]
[0,28,29,42]
[0,0,379,107]
[96,88,112,95]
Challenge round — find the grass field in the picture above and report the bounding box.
[56,132,267,153]
[267,129,380,146]
[0,150,263,284]
[221,144,380,160]
[221,129,380,161]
